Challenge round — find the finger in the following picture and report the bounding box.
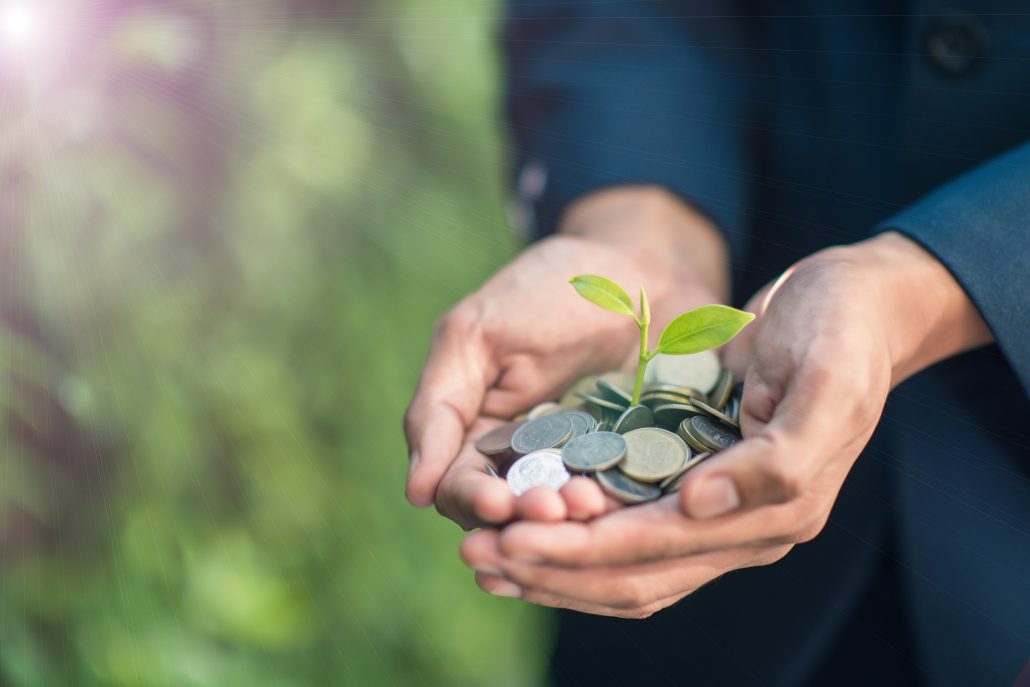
[481,355,557,419]
[491,497,798,567]
[559,477,621,521]
[467,531,791,615]
[474,570,689,619]
[435,422,517,529]
[404,305,494,507]
[515,486,568,522]
[720,281,773,380]
[679,359,850,519]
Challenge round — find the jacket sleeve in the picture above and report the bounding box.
[874,141,1030,395]
[502,0,754,258]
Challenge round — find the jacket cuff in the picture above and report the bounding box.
[873,141,1030,394]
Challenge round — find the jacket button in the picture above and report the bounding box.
[923,11,989,77]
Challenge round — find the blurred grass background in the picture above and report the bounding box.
[0,1,548,684]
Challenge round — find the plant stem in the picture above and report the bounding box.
[631,319,651,406]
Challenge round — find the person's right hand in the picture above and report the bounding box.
[403,186,730,529]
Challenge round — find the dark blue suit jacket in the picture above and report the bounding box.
[503,2,1030,685]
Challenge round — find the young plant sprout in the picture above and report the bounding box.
[569,275,755,406]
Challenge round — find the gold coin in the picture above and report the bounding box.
[618,428,688,483]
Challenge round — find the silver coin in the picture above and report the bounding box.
[645,351,722,394]
[639,389,703,409]
[562,431,627,472]
[559,374,602,409]
[527,401,563,420]
[484,463,501,479]
[643,383,705,400]
[596,468,662,504]
[576,392,629,413]
[728,382,744,423]
[690,415,741,452]
[566,411,598,438]
[652,403,702,429]
[709,368,734,410]
[596,378,634,406]
[677,418,710,453]
[659,451,709,491]
[506,449,571,496]
[612,405,654,435]
[689,398,739,429]
[511,414,574,454]
[475,421,526,456]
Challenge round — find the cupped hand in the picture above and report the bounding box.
[405,187,729,528]
[459,231,991,615]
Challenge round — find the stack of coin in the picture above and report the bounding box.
[474,351,744,505]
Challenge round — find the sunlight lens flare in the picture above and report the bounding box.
[1,3,42,50]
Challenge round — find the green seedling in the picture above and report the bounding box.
[569,274,755,406]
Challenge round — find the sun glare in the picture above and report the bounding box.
[1,4,42,49]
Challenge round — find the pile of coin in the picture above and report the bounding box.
[474,351,744,505]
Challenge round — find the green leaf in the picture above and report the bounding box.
[639,286,650,327]
[569,275,636,319]
[657,304,754,355]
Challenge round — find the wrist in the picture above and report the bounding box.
[556,185,731,303]
[843,231,993,384]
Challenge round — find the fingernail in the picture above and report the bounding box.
[688,476,740,519]
[489,581,522,598]
[408,450,421,472]
[475,565,503,576]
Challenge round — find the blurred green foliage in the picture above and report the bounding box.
[0,1,547,685]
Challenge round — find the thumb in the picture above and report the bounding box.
[679,367,836,519]
[404,306,494,507]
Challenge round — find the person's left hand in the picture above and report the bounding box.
[460,232,992,617]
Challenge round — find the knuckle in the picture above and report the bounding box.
[759,452,807,503]
[802,353,837,387]
[402,403,419,439]
[438,300,485,339]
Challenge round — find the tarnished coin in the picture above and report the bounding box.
[612,405,654,434]
[709,368,734,411]
[562,431,627,472]
[596,468,662,504]
[726,395,741,424]
[643,383,706,400]
[677,418,711,453]
[640,390,703,408]
[596,378,634,406]
[527,401,563,420]
[576,392,629,413]
[728,382,744,423]
[619,427,689,482]
[511,414,574,454]
[690,415,741,452]
[652,403,702,429]
[506,449,571,496]
[559,374,601,408]
[475,421,526,456]
[645,351,722,394]
[566,411,598,439]
[659,451,709,492]
[599,371,635,392]
[689,398,739,429]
